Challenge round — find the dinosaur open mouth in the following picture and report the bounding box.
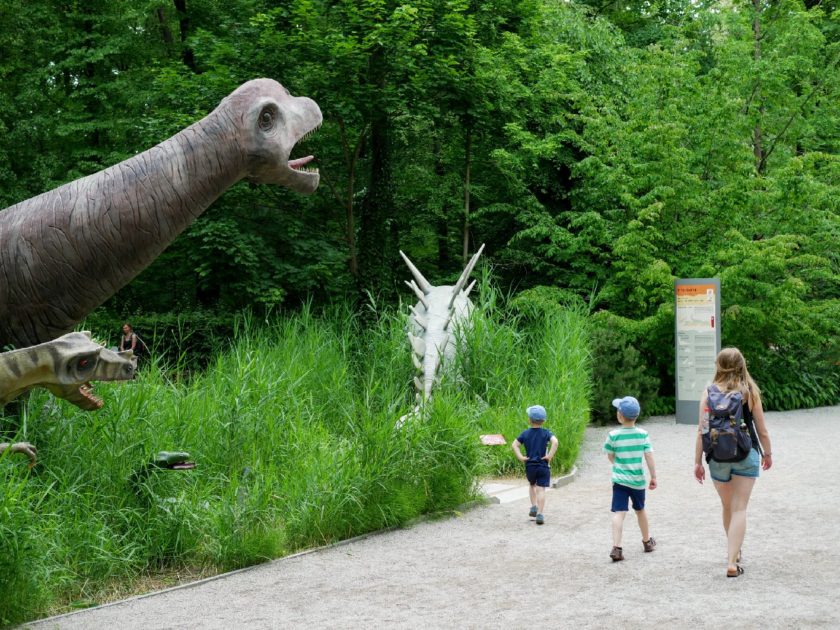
[171,461,196,470]
[78,383,104,410]
[289,155,316,172]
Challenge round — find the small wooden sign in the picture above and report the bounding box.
[479,434,507,446]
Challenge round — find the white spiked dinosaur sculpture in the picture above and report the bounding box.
[401,244,485,405]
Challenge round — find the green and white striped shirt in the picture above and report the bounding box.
[603,426,652,489]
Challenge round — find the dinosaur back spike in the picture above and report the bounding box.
[412,314,428,331]
[448,243,485,309]
[400,251,433,294]
[407,332,426,357]
[463,279,477,299]
[405,281,429,310]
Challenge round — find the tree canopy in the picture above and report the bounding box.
[1,0,838,411]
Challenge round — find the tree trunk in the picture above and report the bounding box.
[752,0,764,174]
[156,8,174,46]
[339,119,366,279]
[174,0,197,72]
[357,46,396,294]
[462,126,472,263]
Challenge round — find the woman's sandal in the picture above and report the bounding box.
[726,565,744,578]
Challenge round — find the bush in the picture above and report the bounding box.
[708,231,840,410]
[588,319,661,425]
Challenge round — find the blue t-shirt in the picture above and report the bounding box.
[516,427,555,467]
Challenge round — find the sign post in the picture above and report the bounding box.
[675,278,721,424]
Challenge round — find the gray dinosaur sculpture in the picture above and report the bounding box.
[402,244,485,403]
[0,331,135,411]
[0,78,322,350]
[0,331,136,467]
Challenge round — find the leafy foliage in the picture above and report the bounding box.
[1,0,839,414]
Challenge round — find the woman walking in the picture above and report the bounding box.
[694,347,772,577]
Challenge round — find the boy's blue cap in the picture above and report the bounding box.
[612,396,640,419]
[526,405,547,421]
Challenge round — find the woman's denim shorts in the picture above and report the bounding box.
[708,448,760,483]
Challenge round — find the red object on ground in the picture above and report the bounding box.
[480,434,507,446]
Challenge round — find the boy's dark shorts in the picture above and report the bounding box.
[525,464,551,488]
[611,483,646,512]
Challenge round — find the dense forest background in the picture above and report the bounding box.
[1,0,839,416]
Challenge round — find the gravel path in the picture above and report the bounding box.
[27,406,840,629]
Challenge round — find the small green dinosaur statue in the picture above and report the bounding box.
[128,451,196,505]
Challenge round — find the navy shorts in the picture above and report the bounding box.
[525,464,551,488]
[611,483,646,512]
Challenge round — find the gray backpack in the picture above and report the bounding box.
[702,384,753,463]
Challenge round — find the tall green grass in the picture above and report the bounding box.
[0,298,588,626]
[456,279,592,475]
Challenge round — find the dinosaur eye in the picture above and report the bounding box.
[258,107,275,131]
[79,359,89,368]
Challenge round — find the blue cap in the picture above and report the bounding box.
[612,396,640,419]
[526,405,547,421]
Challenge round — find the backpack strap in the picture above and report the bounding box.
[742,395,763,456]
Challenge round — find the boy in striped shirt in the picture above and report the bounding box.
[603,395,657,562]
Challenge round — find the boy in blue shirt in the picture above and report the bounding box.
[511,405,559,525]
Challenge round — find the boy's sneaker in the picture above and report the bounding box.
[535,513,545,525]
[610,546,624,562]
[643,537,657,553]
[529,505,538,518]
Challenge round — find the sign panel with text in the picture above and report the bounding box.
[675,278,721,424]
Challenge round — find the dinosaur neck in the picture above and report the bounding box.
[0,347,56,405]
[0,108,246,348]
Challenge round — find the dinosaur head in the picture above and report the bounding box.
[39,332,136,410]
[223,78,322,194]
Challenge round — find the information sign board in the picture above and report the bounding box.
[675,278,721,424]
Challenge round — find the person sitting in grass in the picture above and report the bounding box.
[603,395,657,562]
[511,405,559,525]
